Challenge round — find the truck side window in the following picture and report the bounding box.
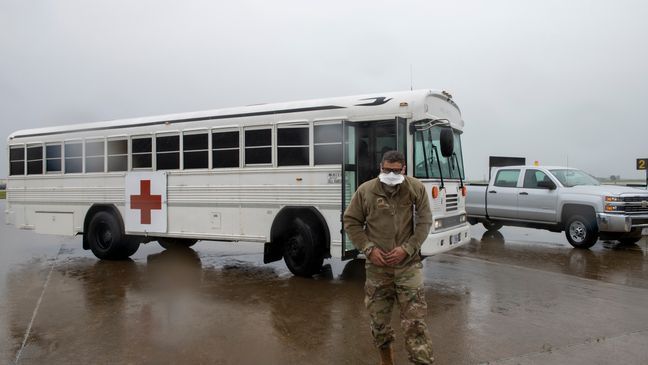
[523,169,550,189]
[494,169,520,187]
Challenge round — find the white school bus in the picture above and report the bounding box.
[6,90,470,276]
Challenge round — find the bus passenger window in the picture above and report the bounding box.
[108,140,128,172]
[85,140,105,173]
[156,134,180,170]
[314,123,342,165]
[65,142,83,173]
[212,130,239,168]
[278,126,309,166]
[46,144,62,173]
[132,137,152,169]
[245,128,271,165]
[27,144,43,175]
[183,133,208,169]
[9,146,25,175]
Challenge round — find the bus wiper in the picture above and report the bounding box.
[452,152,464,189]
[431,143,445,189]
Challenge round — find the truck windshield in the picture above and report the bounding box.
[413,126,464,180]
[549,169,600,187]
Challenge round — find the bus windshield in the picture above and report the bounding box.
[549,169,600,187]
[413,125,464,180]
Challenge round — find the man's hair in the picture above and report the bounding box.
[381,150,405,165]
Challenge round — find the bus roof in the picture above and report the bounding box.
[9,89,460,140]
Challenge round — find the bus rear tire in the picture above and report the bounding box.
[283,218,324,277]
[87,211,139,260]
[158,238,198,250]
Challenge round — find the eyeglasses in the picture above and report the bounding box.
[381,168,403,175]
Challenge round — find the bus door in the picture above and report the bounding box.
[341,117,407,259]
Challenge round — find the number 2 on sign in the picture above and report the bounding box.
[640,160,647,170]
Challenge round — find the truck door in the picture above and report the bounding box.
[486,168,521,219]
[517,169,559,222]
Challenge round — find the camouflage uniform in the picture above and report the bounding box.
[366,261,433,364]
[344,176,434,364]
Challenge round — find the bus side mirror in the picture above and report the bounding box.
[440,128,454,158]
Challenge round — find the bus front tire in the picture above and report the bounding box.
[87,211,139,260]
[283,218,324,277]
[158,238,198,250]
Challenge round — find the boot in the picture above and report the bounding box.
[379,344,394,365]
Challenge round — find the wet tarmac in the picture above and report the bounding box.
[1,199,647,364]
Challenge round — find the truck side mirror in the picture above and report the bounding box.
[537,180,556,190]
[440,128,454,158]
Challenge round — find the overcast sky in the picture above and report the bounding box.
[2,0,647,181]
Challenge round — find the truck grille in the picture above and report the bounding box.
[622,196,648,203]
[621,196,648,214]
[625,205,648,214]
[446,194,458,212]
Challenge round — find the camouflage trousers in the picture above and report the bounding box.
[365,261,434,364]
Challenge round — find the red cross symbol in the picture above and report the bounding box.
[130,180,162,224]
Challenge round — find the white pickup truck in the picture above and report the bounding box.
[466,166,648,248]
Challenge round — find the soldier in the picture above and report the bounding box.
[343,150,434,365]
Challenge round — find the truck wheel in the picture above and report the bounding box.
[88,211,139,260]
[283,218,324,277]
[482,221,503,231]
[564,215,598,249]
[158,238,198,250]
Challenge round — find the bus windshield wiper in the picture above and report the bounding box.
[452,152,464,189]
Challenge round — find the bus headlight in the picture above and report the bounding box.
[459,214,466,223]
[434,220,442,229]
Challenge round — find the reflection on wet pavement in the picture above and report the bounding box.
[1,200,647,364]
[456,226,648,289]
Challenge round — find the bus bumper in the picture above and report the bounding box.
[420,223,471,256]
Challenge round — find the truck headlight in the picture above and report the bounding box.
[605,204,619,211]
[605,196,621,202]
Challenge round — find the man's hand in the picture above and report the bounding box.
[367,247,388,266]
[384,247,408,266]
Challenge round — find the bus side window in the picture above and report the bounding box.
[183,132,208,169]
[156,134,180,170]
[314,123,342,165]
[46,144,62,173]
[212,130,239,168]
[85,140,105,173]
[27,144,43,175]
[132,136,152,169]
[278,125,309,166]
[108,139,128,172]
[244,128,272,165]
[9,145,25,175]
[65,142,83,173]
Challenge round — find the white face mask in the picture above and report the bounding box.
[379,172,405,186]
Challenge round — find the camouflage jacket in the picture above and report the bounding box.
[343,176,432,268]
